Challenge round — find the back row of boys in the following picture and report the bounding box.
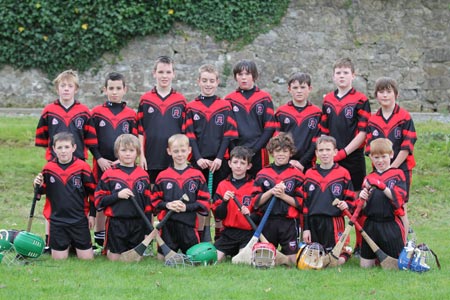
[34,56,416,267]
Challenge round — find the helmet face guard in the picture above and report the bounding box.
[251,242,276,269]
[398,242,433,272]
[186,242,217,266]
[296,242,326,270]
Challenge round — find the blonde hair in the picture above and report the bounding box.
[114,134,141,158]
[369,138,393,156]
[167,133,189,148]
[53,69,79,90]
[198,64,219,79]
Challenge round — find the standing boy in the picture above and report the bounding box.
[275,72,322,172]
[365,77,416,234]
[151,134,211,258]
[319,58,371,191]
[212,146,255,262]
[91,72,138,248]
[33,132,96,260]
[138,56,187,184]
[358,138,407,268]
[225,59,277,178]
[94,134,152,261]
[252,133,304,264]
[302,135,355,265]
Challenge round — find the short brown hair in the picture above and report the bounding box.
[333,57,354,73]
[316,135,337,149]
[114,134,141,158]
[233,59,258,81]
[369,138,393,156]
[229,146,254,163]
[104,72,126,88]
[53,131,75,146]
[288,72,312,87]
[53,70,79,90]
[266,132,296,155]
[153,56,174,72]
[374,77,399,98]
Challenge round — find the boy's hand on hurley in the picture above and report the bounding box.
[33,173,43,187]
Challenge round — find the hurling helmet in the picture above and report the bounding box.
[296,242,326,270]
[186,242,217,266]
[251,242,276,269]
[13,231,45,258]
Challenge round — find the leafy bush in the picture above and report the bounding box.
[0,0,289,77]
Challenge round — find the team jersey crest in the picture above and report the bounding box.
[242,196,252,206]
[148,106,155,113]
[188,181,198,192]
[373,129,380,137]
[99,120,106,127]
[284,118,291,124]
[72,176,82,188]
[331,183,343,196]
[308,184,315,192]
[263,180,270,187]
[114,183,122,190]
[215,114,224,126]
[122,122,129,133]
[50,176,55,183]
[52,118,59,125]
[285,180,294,193]
[233,106,239,112]
[308,118,317,129]
[135,181,145,193]
[255,104,264,115]
[394,127,402,139]
[326,107,331,114]
[172,107,182,119]
[166,182,173,190]
[344,107,354,119]
[194,114,200,121]
[75,117,84,129]
[387,180,396,189]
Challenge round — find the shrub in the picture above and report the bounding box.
[0,0,289,77]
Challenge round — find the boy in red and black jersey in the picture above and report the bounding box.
[91,72,138,248]
[225,59,277,178]
[319,58,371,191]
[212,146,255,262]
[35,70,97,162]
[151,134,210,257]
[358,138,407,268]
[302,135,355,265]
[137,56,186,184]
[33,132,96,260]
[94,134,152,260]
[252,133,304,264]
[275,72,321,172]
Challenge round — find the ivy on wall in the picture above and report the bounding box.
[0,0,290,77]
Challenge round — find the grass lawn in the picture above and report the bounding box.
[0,116,449,300]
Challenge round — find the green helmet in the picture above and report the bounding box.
[13,231,45,258]
[186,242,217,266]
[0,229,12,252]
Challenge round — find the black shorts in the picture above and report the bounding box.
[339,148,366,190]
[105,217,147,254]
[361,218,405,260]
[261,216,298,255]
[159,220,199,254]
[214,227,253,256]
[49,219,92,251]
[308,215,346,253]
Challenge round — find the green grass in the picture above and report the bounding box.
[0,116,449,299]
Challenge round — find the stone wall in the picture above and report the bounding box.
[1,0,449,112]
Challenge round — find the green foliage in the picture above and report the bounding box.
[0,0,289,77]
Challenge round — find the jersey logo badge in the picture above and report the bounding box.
[344,107,354,119]
[263,180,270,187]
[122,122,129,133]
[188,181,197,192]
[255,104,264,115]
[194,114,200,121]
[73,176,82,188]
[75,117,84,129]
[99,120,106,127]
[394,127,402,139]
[373,129,379,137]
[215,114,224,126]
[285,180,294,193]
[309,185,315,192]
[284,118,291,124]
[114,183,122,190]
[387,180,396,189]
[52,118,59,125]
[166,182,173,190]
[242,196,251,206]
[331,183,343,196]
[172,107,182,119]
[326,107,331,114]
[50,176,55,183]
[289,241,297,251]
[135,181,145,193]
[148,107,155,113]
[233,106,239,112]
[308,118,317,129]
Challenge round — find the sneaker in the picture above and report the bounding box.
[353,246,361,259]
[43,246,51,254]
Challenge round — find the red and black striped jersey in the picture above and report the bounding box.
[319,89,371,149]
[137,88,186,170]
[275,101,322,168]
[366,104,417,171]
[183,96,238,161]
[91,101,137,161]
[253,164,304,219]
[152,165,210,227]
[303,163,355,230]
[360,168,406,219]
[38,157,96,224]
[212,176,255,230]
[35,100,98,161]
[225,87,277,151]
[94,164,151,218]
